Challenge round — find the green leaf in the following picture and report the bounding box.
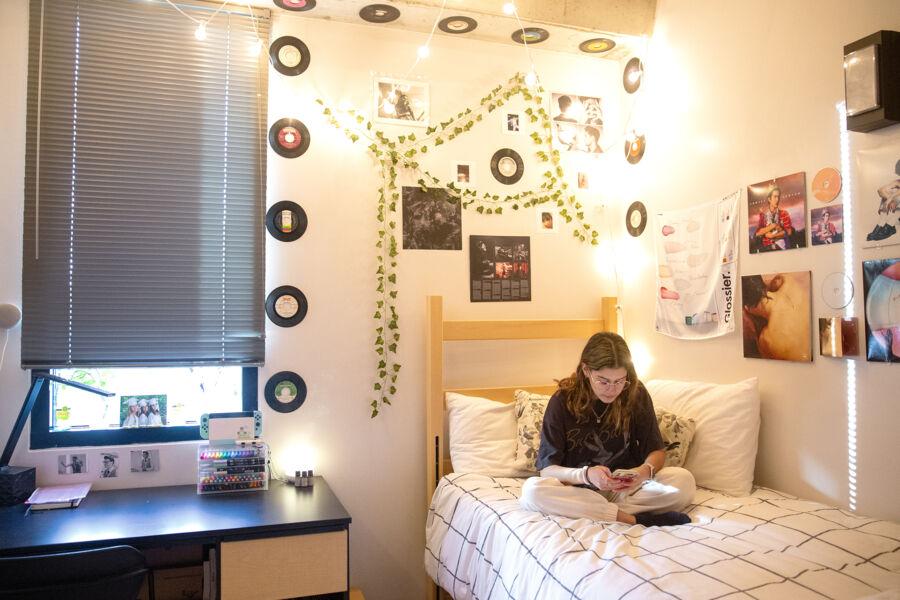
[374,382,382,391]
[350,134,359,143]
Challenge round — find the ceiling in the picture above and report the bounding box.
[264,0,655,61]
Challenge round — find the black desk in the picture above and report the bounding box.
[0,478,352,599]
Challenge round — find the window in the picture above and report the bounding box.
[22,0,269,448]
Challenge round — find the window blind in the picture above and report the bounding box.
[22,0,268,368]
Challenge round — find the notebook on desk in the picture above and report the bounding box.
[25,483,91,510]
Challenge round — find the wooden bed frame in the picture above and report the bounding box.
[424,294,618,600]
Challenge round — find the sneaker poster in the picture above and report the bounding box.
[857,139,900,248]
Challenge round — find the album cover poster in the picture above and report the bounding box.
[401,186,462,250]
[862,258,900,362]
[469,235,531,302]
[818,317,859,358]
[550,92,604,154]
[373,77,429,127]
[856,138,900,248]
[747,172,807,253]
[810,204,844,245]
[741,271,811,362]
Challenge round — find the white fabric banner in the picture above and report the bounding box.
[654,190,740,339]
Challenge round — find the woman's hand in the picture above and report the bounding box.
[586,466,633,492]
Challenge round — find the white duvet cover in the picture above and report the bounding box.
[425,473,900,600]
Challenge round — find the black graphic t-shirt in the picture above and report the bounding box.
[536,383,665,473]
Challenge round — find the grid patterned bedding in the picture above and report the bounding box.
[425,473,900,600]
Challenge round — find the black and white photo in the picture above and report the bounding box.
[469,235,531,302]
[503,111,522,134]
[373,77,429,127]
[57,453,87,475]
[130,449,160,473]
[551,92,604,153]
[402,186,462,250]
[99,452,119,478]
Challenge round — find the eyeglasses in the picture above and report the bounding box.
[587,374,630,389]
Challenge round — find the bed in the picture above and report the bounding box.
[423,296,900,600]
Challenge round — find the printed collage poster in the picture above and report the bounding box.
[654,190,739,339]
[469,235,531,302]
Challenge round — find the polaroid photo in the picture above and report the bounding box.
[130,449,160,473]
[502,110,523,135]
[57,453,87,475]
[536,207,560,233]
[373,77,429,127]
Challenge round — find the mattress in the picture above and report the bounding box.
[425,473,900,600]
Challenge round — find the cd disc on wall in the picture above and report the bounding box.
[359,4,400,23]
[625,135,646,164]
[626,201,647,237]
[269,36,310,77]
[269,118,310,158]
[490,148,524,185]
[812,167,842,202]
[273,0,316,11]
[438,16,477,34]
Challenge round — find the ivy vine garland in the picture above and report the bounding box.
[317,73,600,417]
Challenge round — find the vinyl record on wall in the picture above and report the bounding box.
[579,38,616,54]
[625,134,646,164]
[359,4,400,23]
[269,36,311,77]
[490,148,524,185]
[268,118,310,158]
[626,201,648,237]
[511,28,549,45]
[623,57,643,94]
[266,201,308,242]
[266,286,308,327]
[264,371,307,413]
[273,0,316,11]
[438,16,477,34]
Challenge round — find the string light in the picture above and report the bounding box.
[502,2,517,15]
[158,0,262,52]
[507,2,541,88]
[194,22,207,41]
[417,45,430,59]
[403,0,447,77]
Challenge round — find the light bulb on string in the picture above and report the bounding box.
[250,38,263,56]
[524,69,538,88]
[502,2,516,15]
[194,22,207,41]
[417,45,431,59]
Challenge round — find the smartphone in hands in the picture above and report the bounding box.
[611,468,640,482]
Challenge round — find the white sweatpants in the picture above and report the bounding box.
[519,467,696,522]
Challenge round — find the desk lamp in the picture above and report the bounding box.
[0,372,114,506]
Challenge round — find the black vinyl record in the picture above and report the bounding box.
[623,57,643,94]
[264,371,307,413]
[438,16,477,34]
[359,4,400,23]
[626,201,648,237]
[511,27,549,45]
[266,286,308,327]
[269,118,310,158]
[273,0,315,11]
[625,135,646,164]
[269,36,310,77]
[579,38,616,53]
[266,201,308,242]
[490,148,524,185]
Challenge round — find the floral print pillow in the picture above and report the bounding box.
[514,390,551,473]
[655,408,697,468]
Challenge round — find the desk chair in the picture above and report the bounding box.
[0,544,147,600]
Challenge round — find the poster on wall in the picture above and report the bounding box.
[373,77,429,127]
[862,258,900,362]
[810,204,844,245]
[469,235,531,302]
[741,271,812,362]
[856,140,900,247]
[818,317,860,358]
[653,190,739,340]
[401,186,462,250]
[747,172,807,253]
[549,92,604,154]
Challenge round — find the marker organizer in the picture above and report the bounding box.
[197,441,269,495]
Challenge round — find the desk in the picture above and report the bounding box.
[0,477,352,600]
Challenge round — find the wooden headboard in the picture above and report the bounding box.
[424,295,619,507]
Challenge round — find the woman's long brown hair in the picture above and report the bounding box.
[557,332,640,436]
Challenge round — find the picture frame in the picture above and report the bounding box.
[373,77,429,127]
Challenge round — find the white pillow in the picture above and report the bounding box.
[446,392,524,477]
[645,378,760,496]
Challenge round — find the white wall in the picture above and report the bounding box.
[618,0,900,522]
[0,3,621,598]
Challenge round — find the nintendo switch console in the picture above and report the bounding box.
[199,411,262,441]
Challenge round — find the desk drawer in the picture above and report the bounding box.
[220,530,348,600]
